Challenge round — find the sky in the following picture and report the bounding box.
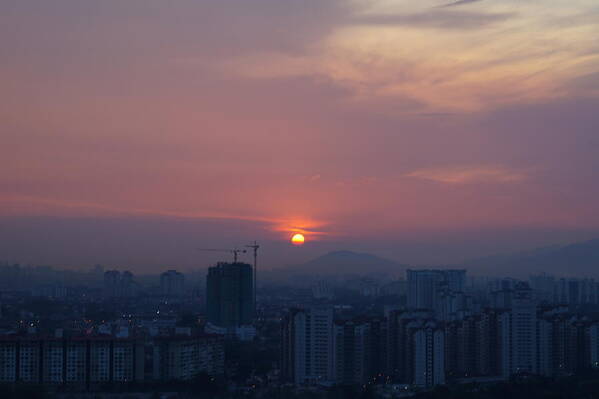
[1,0,599,272]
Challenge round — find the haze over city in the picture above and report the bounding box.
[2,0,599,271]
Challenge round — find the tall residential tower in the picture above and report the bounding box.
[206,262,254,329]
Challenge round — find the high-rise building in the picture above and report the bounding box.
[206,262,253,328]
[43,340,64,384]
[312,281,334,300]
[456,316,476,376]
[475,309,503,376]
[501,282,537,377]
[554,277,599,305]
[538,314,591,376]
[281,307,334,385]
[589,323,599,369]
[385,310,401,380]
[160,270,185,298]
[0,331,224,386]
[412,320,445,388]
[0,336,144,385]
[18,340,41,383]
[407,269,466,312]
[103,270,136,299]
[529,273,556,303]
[120,271,135,298]
[151,334,224,380]
[331,317,387,385]
[103,270,120,299]
[385,310,433,383]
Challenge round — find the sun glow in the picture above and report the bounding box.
[291,233,305,245]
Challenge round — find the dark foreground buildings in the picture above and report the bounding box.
[281,280,599,388]
[0,331,223,386]
[206,262,254,329]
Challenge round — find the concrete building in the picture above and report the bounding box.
[103,270,120,299]
[412,321,445,388]
[152,334,224,380]
[160,270,185,298]
[386,310,433,383]
[281,307,334,385]
[0,336,144,385]
[89,340,110,383]
[380,279,407,297]
[312,281,334,300]
[475,309,503,377]
[103,270,136,299]
[331,317,386,385]
[501,282,537,377]
[538,314,591,376]
[19,340,41,383]
[0,340,17,382]
[65,341,87,384]
[589,323,599,369]
[529,273,556,303]
[43,340,64,384]
[119,271,136,298]
[407,269,466,313]
[206,262,254,328]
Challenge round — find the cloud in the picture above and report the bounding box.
[353,10,513,30]
[270,220,333,237]
[0,194,278,223]
[405,165,527,184]
[0,194,336,240]
[437,0,485,8]
[223,1,597,112]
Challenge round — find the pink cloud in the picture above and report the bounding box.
[405,165,528,184]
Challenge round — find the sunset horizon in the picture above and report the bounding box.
[2,2,599,397]
[2,0,599,271]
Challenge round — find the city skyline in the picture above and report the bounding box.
[2,1,599,271]
[4,2,599,397]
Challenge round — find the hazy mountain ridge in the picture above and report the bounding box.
[462,238,599,277]
[283,239,599,279]
[286,250,407,277]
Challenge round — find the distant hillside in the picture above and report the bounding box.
[274,239,599,281]
[287,250,407,277]
[463,239,599,277]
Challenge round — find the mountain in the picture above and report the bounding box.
[274,238,599,281]
[463,238,599,277]
[288,250,407,277]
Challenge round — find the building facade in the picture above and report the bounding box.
[407,269,466,317]
[501,282,538,376]
[281,307,334,385]
[160,270,185,298]
[0,336,144,386]
[206,262,254,328]
[412,321,445,388]
[0,333,224,386]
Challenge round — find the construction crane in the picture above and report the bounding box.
[245,241,260,312]
[198,248,247,263]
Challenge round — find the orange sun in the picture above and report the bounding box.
[291,233,305,245]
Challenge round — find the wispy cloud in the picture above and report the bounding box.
[353,10,513,30]
[0,194,277,223]
[0,194,335,239]
[297,174,323,183]
[405,165,527,184]
[224,0,599,113]
[270,220,333,237]
[437,0,485,8]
